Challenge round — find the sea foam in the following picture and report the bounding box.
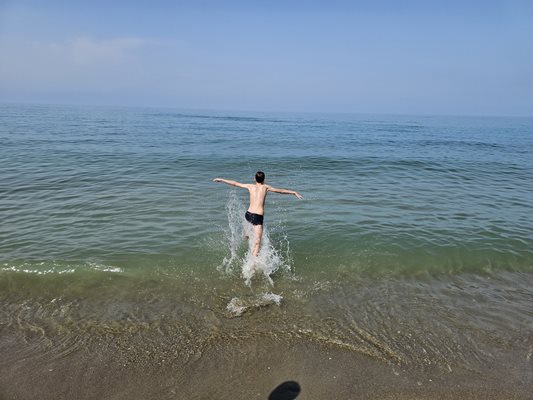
[226,292,283,317]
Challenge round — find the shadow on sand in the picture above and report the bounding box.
[269,381,301,400]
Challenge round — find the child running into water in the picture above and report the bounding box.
[213,171,303,257]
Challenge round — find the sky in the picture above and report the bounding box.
[1,0,532,116]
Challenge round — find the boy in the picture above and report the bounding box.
[213,171,303,256]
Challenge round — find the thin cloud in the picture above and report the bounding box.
[68,37,150,65]
[0,36,152,88]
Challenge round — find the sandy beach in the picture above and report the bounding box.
[1,323,531,400]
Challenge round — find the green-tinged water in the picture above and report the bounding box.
[1,104,532,398]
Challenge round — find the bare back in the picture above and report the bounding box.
[246,183,269,215]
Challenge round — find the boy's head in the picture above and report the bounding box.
[255,171,265,183]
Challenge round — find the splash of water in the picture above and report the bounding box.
[226,292,283,317]
[218,191,291,286]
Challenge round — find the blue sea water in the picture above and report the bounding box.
[1,103,532,275]
[1,103,532,382]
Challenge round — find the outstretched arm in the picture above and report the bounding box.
[267,185,303,199]
[212,178,248,189]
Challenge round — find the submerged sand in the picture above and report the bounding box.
[1,269,532,399]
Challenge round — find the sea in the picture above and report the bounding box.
[1,103,532,399]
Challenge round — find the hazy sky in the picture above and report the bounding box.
[1,0,532,116]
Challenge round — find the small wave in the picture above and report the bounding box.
[1,261,123,275]
[1,264,76,275]
[87,262,123,273]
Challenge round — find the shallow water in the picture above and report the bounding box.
[1,103,533,398]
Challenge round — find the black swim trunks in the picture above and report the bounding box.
[245,211,264,226]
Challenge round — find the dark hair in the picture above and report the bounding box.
[255,171,265,183]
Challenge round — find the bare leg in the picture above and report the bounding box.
[252,224,263,257]
[244,223,251,241]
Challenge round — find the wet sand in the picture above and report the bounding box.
[1,328,531,400]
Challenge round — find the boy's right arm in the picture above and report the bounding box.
[212,178,248,189]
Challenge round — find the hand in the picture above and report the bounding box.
[213,178,222,182]
[294,192,303,199]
